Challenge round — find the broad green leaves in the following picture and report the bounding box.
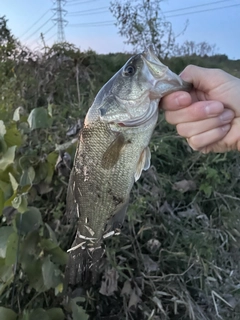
[0,145,16,171]
[0,120,6,137]
[0,227,14,258]
[0,307,17,320]
[4,123,22,147]
[70,298,89,320]
[20,308,65,320]
[0,228,15,295]
[42,256,62,290]
[27,107,52,130]
[15,207,43,235]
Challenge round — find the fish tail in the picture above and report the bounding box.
[65,237,105,287]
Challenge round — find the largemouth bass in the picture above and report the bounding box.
[65,46,191,287]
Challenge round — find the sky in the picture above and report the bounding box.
[2,0,240,60]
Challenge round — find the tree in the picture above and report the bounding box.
[0,16,16,60]
[173,40,217,57]
[110,0,179,58]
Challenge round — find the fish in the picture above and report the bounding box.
[65,45,192,287]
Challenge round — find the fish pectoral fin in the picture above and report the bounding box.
[134,146,151,182]
[101,132,126,169]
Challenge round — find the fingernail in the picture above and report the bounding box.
[220,109,234,122]
[205,102,223,115]
[221,124,231,132]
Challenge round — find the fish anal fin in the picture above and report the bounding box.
[134,146,151,182]
[101,133,126,169]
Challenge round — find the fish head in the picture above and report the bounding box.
[85,45,192,127]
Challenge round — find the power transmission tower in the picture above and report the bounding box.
[53,0,67,42]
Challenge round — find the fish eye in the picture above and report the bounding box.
[124,65,136,76]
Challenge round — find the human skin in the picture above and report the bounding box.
[161,65,240,153]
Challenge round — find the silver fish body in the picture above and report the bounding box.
[65,46,192,286]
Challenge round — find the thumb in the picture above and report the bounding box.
[180,65,240,115]
[180,65,222,93]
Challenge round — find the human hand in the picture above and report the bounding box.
[161,65,240,153]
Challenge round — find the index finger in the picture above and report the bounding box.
[160,91,192,111]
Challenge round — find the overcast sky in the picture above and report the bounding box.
[2,0,240,59]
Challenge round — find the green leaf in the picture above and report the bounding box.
[70,297,89,320]
[0,137,7,155]
[0,120,6,138]
[45,223,58,244]
[5,231,18,266]
[0,189,4,216]
[22,257,45,292]
[27,107,52,130]
[0,146,16,171]
[0,180,12,200]
[11,193,28,213]
[47,152,58,166]
[42,256,62,290]
[0,307,17,320]
[9,172,18,191]
[19,155,39,170]
[34,162,49,184]
[42,244,68,265]
[200,182,212,198]
[28,308,50,320]
[4,124,22,147]
[15,207,43,235]
[44,161,54,184]
[0,258,13,286]
[0,226,14,258]
[20,167,35,186]
[46,308,64,320]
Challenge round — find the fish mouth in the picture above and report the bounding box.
[142,45,192,94]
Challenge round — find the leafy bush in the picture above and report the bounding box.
[0,22,240,318]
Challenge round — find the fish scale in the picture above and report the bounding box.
[66,119,156,285]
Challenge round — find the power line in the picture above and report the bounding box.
[67,0,230,15]
[69,23,114,27]
[68,6,108,16]
[67,0,99,2]
[68,9,109,16]
[43,23,57,36]
[23,15,55,42]
[68,20,114,27]
[45,33,57,42]
[66,0,100,7]
[19,10,51,38]
[163,0,231,14]
[68,2,240,27]
[28,24,56,47]
[165,3,240,18]
[68,5,107,13]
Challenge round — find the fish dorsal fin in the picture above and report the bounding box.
[134,146,151,182]
[101,133,126,169]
